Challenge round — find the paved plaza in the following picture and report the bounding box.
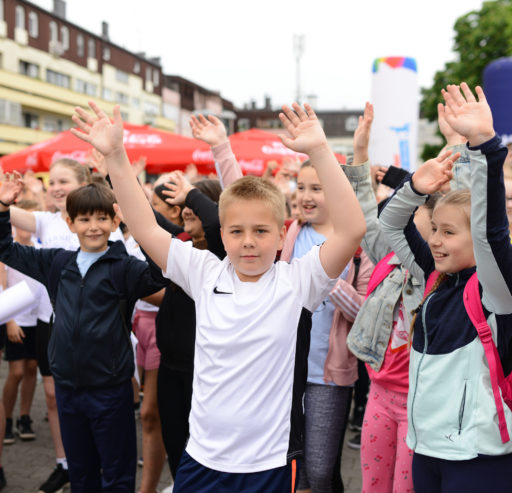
[0,363,362,492]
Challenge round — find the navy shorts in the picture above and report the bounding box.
[5,325,37,361]
[174,451,300,493]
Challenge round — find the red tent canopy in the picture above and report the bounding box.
[0,123,215,175]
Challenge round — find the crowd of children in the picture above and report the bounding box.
[0,82,509,493]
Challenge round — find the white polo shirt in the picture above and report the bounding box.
[164,239,336,473]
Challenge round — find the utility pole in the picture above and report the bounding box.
[293,34,305,104]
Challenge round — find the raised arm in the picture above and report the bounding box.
[190,114,242,187]
[378,151,459,281]
[344,102,392,264]
[279,103,366,278]
[442,83,512,313]
[71,103,171,271]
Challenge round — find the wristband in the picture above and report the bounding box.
[0,199,14,207]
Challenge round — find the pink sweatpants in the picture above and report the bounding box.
[361,381,414,493]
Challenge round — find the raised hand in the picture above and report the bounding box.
[71,102,124,158]
[279,103,328,156]
[437,103,466,146]
[0,171,23,207]
[162,171,194,205]
[87,148,108,177]
[412,150,460,195]
[352,102,374,164]
[441,83,494,146]
[190,114,228,147]
[131,156,147,177]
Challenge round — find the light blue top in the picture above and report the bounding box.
[77,248,109,278]
[292,224,348,385]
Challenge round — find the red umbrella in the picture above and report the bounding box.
[0,123,215,175]
[227,129,347,175]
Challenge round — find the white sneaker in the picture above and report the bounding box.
[161,485,174,493]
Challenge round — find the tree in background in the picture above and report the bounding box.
[420,0,512,159]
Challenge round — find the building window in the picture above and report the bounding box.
[153,69,159,86]
[143,101,159,116]
[134,61,140,74]
[15,5,25,29]
[102,87,113,101]
[88,38,95,58]
[0,0,4,22]
[22,112,38,129]
[115,69,129,83]
[61,26,69,51]
[116,92,129,105]
[46,69,70,89]
[120,111,129,121]
[49,21,58,42]
[76,34,84,57]
[28,12,38,37]
[75,79,97,96]
[103,47,110,61]
[145,67,151,83]
[132,97,140,108]
[19,60,39,78]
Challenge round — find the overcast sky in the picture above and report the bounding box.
[30,0,485,110]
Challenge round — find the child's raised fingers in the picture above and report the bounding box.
[281,105,301,127]
[460,82,476,103]
[446,84,466,106]
[88,101,109,120]
[475,86,487,103]
[292,103,308,121]
[74,106,95,126]
[198,114,209,126]
[303,103,317,120]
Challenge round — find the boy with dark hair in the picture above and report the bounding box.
[0,177,166,493]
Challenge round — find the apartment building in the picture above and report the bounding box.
[0,0,173,155]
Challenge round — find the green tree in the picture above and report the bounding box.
[420,0,512,159]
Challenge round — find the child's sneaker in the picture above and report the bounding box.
[0,466,6,490]
[3,419,15,445]
[347,433,361,450]
[15,415,35,440]
[37,464,69,493]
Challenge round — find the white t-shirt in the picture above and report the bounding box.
[6,247,46,327]
[164,239,336,473]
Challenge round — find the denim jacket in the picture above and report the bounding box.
[343,162,423,370]
[344,147,470,371]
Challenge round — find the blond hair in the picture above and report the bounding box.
[219,176,286,227]
[50,158,91,185]
[434,189,471,225]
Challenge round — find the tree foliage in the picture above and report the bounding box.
[420,0,512,159]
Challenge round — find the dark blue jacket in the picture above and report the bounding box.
[0,210,166,389]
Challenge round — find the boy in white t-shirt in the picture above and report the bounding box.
[72,101,366,492]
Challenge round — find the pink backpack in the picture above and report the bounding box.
[425,271,512,443]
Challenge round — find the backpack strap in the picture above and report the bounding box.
[463,273,511,443]
[424,270,440,296]
[110,259,132,342]
[365,251,397,299]
[47,250,76,310]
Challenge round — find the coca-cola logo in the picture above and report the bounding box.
[192,149,214,164]
[51,151,88,164]
[123,131,162,146]
[261,142,306,158]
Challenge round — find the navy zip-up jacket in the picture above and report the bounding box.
[0,210,166,389]
[379,135,512,459]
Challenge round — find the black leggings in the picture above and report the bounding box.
[157,365,193,480]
